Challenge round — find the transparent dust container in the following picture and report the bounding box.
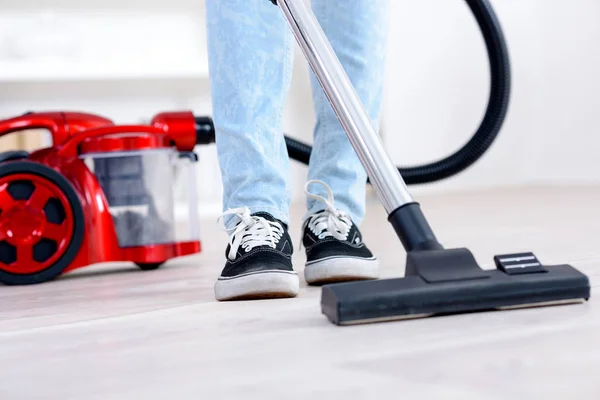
[81,148,200,247]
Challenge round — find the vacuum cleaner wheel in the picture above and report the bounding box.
[136,262,164,271]
[0,161,84,285]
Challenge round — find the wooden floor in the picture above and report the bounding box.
[1,186,599,399]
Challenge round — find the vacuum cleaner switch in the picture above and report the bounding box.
[494,252,547,275]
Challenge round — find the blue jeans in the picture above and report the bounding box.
[206,0,389,229]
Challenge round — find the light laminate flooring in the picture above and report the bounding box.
[1,186,599,400]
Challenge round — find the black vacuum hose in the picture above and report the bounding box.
[284,0,511,185]
[197,0,511,185]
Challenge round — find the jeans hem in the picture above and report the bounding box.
[222,205,290,230]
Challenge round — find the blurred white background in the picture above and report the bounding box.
[0,0,598,216]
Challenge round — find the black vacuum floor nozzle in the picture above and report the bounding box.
[321,249,591,326]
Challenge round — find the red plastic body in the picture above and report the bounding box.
[0,111,201,277]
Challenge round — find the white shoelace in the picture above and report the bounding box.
[302,180,353,245]
[218,207,284,261]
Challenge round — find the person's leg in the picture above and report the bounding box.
[206,0,299,301]
[306,0,389,224]
[206,0,294,229]
[301,0,390,285]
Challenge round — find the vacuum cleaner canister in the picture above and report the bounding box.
[0,111,204,285]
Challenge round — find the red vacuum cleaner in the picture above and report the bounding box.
[0,111,214,285]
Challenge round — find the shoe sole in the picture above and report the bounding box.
[304,256,379,286]
[214,270,300,301]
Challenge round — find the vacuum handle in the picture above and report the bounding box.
[0,111,116,148]
[0,112,64,145]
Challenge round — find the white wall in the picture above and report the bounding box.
[0,0,599,215]
[382,0,600,193]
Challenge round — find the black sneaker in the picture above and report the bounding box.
[214,207,299,301]
[301,180,379,285]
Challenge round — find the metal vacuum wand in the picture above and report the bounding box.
[273,0,442,251]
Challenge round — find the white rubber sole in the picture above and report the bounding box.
[304,256,380,285]
[214,270,300,301]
